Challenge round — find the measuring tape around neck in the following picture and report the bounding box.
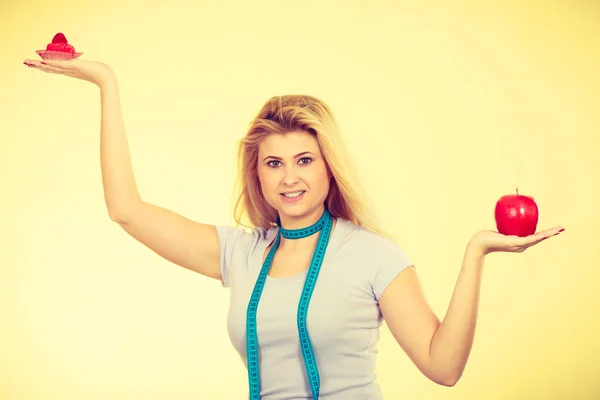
[246,210,333,399]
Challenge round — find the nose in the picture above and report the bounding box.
[282,165,300,186]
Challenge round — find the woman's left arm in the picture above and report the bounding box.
[379,226,564,387]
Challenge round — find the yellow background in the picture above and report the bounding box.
[2,0,599,398]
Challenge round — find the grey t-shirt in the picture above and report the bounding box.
[216,217,413,399]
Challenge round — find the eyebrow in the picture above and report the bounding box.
[263,152,316,162]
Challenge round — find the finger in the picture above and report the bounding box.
[522,229,563,249]
[511,234,545,248]
[23,59,71,68]
[24,60,66,74]
[38,59,76,68]
[534,226,565,239]
[517,227,562,244]
[525,236,549,248]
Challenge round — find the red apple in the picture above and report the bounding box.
[494,188,539,237]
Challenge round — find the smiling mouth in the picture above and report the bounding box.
[281,190,306,198]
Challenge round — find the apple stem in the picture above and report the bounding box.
[516,187,519,195]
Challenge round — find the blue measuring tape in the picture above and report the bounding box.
[246,209,333,400]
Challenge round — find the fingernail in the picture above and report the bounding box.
[41,61,47,65]
[559,228,565,233]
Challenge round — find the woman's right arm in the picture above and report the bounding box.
[98,77,222,280]
[24,58,223,280]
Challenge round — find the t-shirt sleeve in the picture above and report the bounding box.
[371,239,414,301]
[215,225,265,288]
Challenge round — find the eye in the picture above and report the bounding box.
[266,158,312,167]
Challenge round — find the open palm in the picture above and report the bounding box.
[471,226,565,255]
[23,58,114,87]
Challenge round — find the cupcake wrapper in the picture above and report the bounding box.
[36,50,83,60]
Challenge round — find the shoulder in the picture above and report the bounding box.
[336,218,408,260]
[215,224,276,287]
[336,218,413,294]
[215,224,277,264]
[215,224,274,251]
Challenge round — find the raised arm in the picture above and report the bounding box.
[24,58,223,280]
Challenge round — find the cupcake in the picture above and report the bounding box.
[36,33,83,60]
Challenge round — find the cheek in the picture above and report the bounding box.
[312,166,331,191]
[257,168,277,193]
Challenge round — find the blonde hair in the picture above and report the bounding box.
[232,94,389,238]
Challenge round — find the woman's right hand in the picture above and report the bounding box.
[23,58,115,88]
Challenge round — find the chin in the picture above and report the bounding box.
[286,208,312,218]
[277,204,309,217]
[278,203,326,221]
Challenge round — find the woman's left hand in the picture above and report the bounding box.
[469,226,565,255]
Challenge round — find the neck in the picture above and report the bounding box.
[276,208,336,252]
[277,208,324,231]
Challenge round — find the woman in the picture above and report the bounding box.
[23,58,564,399]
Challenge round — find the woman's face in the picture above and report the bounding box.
[257,131,331,228]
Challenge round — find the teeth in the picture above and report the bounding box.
[282,191,304,198]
